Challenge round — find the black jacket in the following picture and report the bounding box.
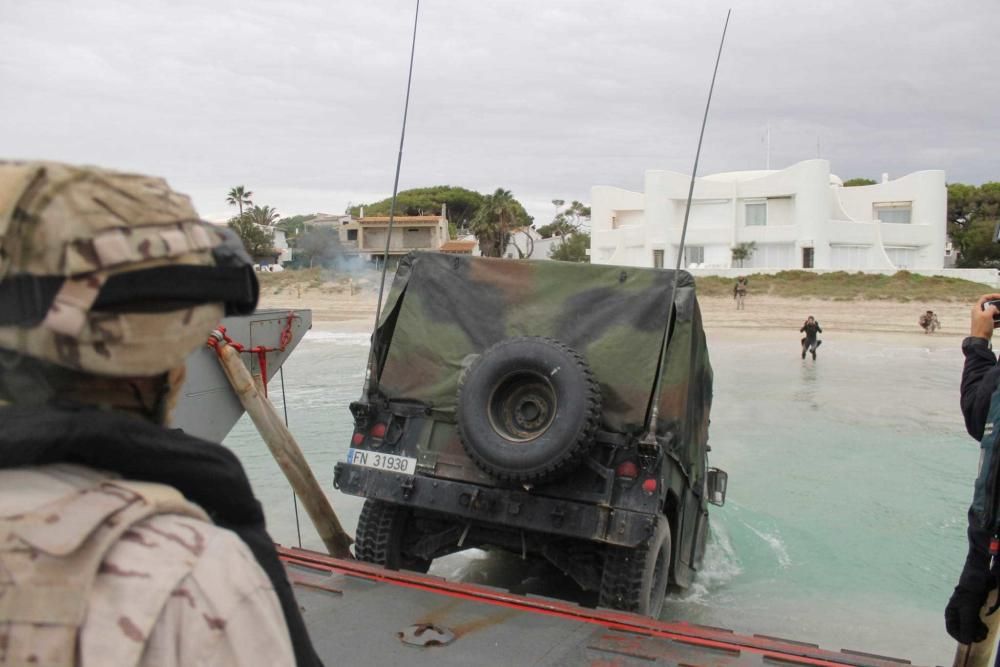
[956,337,1000,602]
[0,402,323,667]
[800,321,822,339]
[961,337,1000,441]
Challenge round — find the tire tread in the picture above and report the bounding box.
[355,499,401,566]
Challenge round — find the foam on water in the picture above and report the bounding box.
[677,522,744,603]
[744,523,792,569]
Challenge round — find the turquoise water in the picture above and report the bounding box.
[226,327,973,665]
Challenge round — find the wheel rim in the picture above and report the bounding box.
[486,370,557,443]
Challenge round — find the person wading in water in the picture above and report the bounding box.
[800,315,822,360]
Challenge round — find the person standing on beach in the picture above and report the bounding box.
[800,316,822,360]
[0,162,321,666]
[945,293,1000,651]
[733,276,748,310]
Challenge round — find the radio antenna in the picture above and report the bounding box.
[641,9,731,446]
[363,0,420,397]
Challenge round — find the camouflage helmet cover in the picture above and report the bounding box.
[0,161,255,376]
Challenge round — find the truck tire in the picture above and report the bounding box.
[354,499,431,573]
[599,516,671,617]
[456,336,601,483]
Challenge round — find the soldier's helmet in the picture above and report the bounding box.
[0,161,258,377]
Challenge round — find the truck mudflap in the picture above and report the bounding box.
[334,462,656,547]
[280,545,920,667]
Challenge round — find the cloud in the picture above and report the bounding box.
[1,0,997,225]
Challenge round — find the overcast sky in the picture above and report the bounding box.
[3,0,998,224]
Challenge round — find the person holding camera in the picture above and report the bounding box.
[799,316,822,360]
[946,294,1000,648]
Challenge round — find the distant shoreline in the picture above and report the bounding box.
[257,270,978,341]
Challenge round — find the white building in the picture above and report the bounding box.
[272,228,291,265]
[590,159,946,271]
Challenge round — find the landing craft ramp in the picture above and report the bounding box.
[171,307,312,442]
[279,546,918,667]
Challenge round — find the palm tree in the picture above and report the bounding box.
[226,186,254,216]
[246,204,280,227]
[471,188,519,257]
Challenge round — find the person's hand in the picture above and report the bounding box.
[945,584,990,644]
[971,294,1000,339]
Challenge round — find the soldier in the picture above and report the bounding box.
[733,276,748,310]
[919,309,940,334]
[0,162,322,666]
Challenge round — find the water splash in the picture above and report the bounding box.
[678,521,743,602]
[745,522,791,569]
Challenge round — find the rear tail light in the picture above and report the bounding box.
[370,423,387,438]
[351,432,364,446]
[615,461,639,479]
[641,478,658,494]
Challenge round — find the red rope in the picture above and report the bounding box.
[207,312,298,397]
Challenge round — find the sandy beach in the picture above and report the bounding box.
[258,277,977,344]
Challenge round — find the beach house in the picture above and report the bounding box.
[590,159,946,271]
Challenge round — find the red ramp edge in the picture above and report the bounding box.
[277,545,918,667]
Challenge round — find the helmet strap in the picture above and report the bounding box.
[0,349,57,405]
[0,349,173,425]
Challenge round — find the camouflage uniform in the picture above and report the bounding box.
[919,311,939,333]
[0,465,293,666]
[733,278,747,310]
[0,162,311,666]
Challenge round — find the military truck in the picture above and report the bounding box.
[334,252,727,616]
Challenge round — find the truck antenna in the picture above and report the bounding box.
[363,0,420,398]
[641,9,731,448]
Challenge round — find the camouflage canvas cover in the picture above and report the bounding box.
[372,252,713,478]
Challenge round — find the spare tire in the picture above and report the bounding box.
[456,336,601,483]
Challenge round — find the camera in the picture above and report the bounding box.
[983,299,1000,328]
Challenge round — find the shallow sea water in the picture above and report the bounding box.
[225,327,974,665]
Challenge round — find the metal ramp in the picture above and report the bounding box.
[280,546,918,667]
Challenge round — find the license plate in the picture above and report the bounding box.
[346,449,416,475]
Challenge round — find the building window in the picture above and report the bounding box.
[745,243,794,268]
[652,249,664,268]
[745,201,767,226]
[874,202,912,224]
[611,215,618,229]
[885,246,917,268]
[347,229,358,241]
[802,247,814,269]
[830,244,871,269]
[684,246,704,266]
